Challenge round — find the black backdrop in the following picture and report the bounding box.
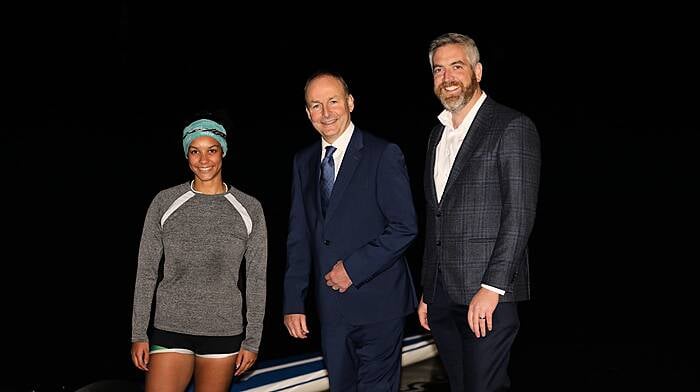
[5,3,697,391]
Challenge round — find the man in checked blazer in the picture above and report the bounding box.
[417,33,541,392]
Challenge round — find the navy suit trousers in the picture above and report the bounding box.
[320,317,405,392]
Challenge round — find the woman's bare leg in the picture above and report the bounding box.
[145,352,195,392]
[193,355,237,392]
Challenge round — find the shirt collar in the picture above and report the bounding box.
[322,122,354,153]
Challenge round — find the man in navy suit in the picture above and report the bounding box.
[283,71,418,391]
[417,33,541,392]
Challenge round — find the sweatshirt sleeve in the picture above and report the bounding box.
[131,194,164,342]
[241,199,268,352]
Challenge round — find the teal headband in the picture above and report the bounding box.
[182,118,228,158]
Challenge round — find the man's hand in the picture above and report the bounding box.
[467,288,499,337]
[417,295,430,331]
[284,313,309,339]
[324,260,353,292]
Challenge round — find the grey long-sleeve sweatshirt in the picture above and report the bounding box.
[131,182,267,353]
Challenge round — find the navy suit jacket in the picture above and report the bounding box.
[283,128,418,325]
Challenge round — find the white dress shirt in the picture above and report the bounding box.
[321,122,355,180]
[434,92,487,202]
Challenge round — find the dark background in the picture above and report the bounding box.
[5,3,697,391]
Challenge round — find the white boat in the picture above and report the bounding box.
[205,333,438,392]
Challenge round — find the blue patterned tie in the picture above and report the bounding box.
[320,145,337,216]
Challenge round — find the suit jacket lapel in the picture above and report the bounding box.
[307,142,323,218]
[325,129,364,222]
[440,98,493,203]
[426,125,443,207]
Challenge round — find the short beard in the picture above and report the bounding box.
[435,71,479,113]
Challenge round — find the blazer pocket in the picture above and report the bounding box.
[468,237,497,243]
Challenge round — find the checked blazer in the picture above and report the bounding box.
[421,96,541,305]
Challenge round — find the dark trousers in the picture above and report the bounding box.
[320,317,405,392]
[428,278,520,392]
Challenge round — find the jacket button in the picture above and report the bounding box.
[323,240,331,246]
[435,240,441,246]
[436,211,441,217]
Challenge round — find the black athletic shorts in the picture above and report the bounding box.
[149,328,243,356]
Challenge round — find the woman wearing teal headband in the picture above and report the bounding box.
[130,117,268,391]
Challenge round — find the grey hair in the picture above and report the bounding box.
[428,33,480,69]
[304,71,350,105]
